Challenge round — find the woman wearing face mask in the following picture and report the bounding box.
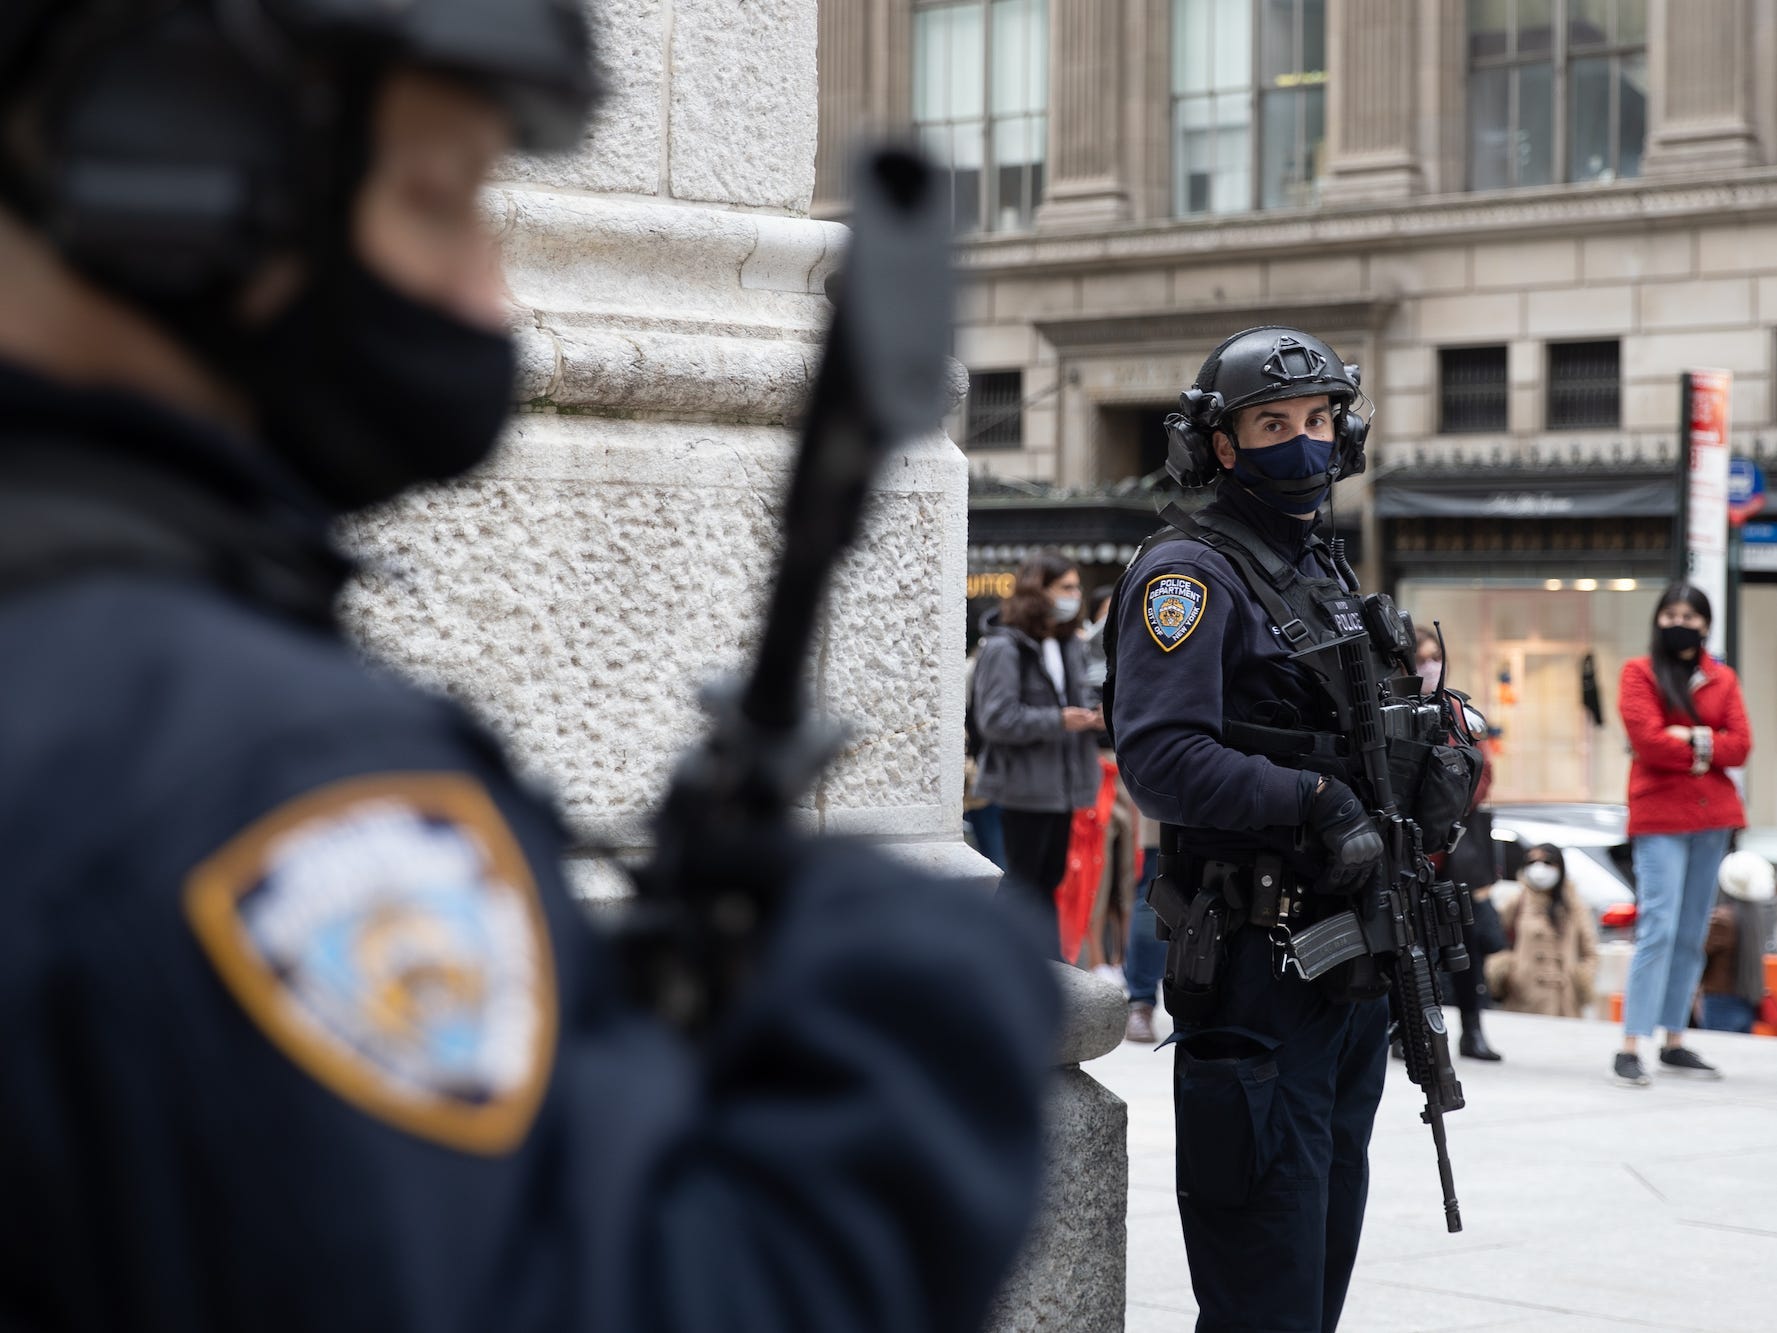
[1485,846,1598,1018]
[971,551,1104,959]
[1411,625,1506,1058]
[1614,583,1753,1086]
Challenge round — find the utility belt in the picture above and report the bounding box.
[1148,825,1330,1022]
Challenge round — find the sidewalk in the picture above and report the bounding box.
[1087,1008,1777,1332]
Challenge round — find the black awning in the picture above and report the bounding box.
[1373,469,1678,519]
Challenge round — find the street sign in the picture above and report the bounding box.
[1679,369,1732,657]
[1743,519,1777,573]
[1728,456,1767,525]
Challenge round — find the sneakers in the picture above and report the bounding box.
[1124,1003,1157,1045]
[1658,1046,1723,1079]
[1613,1053,1651,1087]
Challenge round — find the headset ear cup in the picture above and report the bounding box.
[1336,410,1369,477]
[1165,412,1220,488]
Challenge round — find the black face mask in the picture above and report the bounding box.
[245,256,516,512]
[1659,624,1705,659]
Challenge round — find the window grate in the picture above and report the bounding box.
[966,371,1024,448]
[1547,340,1621,429]
[1439,346,1509,434]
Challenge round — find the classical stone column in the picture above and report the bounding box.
[1319,0,1425,203]
[1035,0,1133,229]
[1642,0,1762,174]
[342,0,985,891]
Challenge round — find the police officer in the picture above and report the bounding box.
[1106,326,1390,1333]
[0,4,1057,1329]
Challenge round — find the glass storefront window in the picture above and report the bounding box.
[1396,580,1654,805]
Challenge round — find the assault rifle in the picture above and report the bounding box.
[1285,609,1473,1233]
[621,147,955,1032]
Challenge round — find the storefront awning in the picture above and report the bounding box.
[1374,470,1678,519]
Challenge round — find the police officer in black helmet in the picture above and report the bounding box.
[0,4,1057,1329]
[1104,326,1390,1332]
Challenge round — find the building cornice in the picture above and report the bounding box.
[956,171,1777,277]
[1034,298,1393,350]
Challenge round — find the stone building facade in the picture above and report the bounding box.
[817,0,1777,820]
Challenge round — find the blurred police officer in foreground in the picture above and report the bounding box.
[1104,328,1387,1332]
[0,4,1057,1329]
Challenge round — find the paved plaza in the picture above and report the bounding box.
[1088,1008,1777,1332]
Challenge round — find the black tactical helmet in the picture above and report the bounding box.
[0,0,598,304]
[1165,325,1368,488]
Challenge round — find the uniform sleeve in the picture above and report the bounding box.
[4,715,1058,1333]
[1617,661,1693,771]
[973,637,1064,745]
[1110,550,1305,831]
[1709,669,1753,768]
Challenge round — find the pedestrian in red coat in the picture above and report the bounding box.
[1612,583,1753,1087]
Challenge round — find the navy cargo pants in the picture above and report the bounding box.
[1168,927,1388,1333]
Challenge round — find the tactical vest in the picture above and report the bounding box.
[1104,502,1483,1017]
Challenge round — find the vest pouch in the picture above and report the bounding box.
[1385,738,1472,854]
[1172,1026,1283,1209]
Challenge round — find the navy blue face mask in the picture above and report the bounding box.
[1230,433,1335,514]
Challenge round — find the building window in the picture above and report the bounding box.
[913,0,1048,234]
[965,371,1025,448]
[1547,340,1620,429]
[1439,346,1510,434]
[1468,0,1647,191]
[1171,0,1326,216]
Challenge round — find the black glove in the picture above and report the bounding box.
[1303,775,1384,894]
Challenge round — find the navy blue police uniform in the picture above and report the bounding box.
[0,362,1059,1332]
[1113,479,1387,1333]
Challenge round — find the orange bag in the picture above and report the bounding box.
[1056,758,1120,963]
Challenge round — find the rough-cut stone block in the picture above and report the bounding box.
[670,0,818,210]
[342,419,968,849]
[1582,232,1694,282]
[1419,291,1520,341]
[1639,277,1755,331]
[1525,285,1633,338]
[500,0,663,197]
[1052,966,1131,1066]
[986,1068,1128,1333]
[1472,238,1578,290]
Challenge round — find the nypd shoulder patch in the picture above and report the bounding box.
[184,773,557,1155]
[1144,574,1208,652]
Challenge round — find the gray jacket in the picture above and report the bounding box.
[971,626,1101,813]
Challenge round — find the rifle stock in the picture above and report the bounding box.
[621,146,955,1033]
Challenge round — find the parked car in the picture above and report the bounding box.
[1485,803,1637,944]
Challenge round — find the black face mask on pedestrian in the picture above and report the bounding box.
[244,255,516,512]
[1658,623,1705,659]
[1228,431,1334,515]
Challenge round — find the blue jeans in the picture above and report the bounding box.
[1701,993,1758,1034]
[1124,850,1166,1007]
[964,804,1006,871]
[1624,830,1733,1039]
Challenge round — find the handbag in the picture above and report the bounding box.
[1468,895,1508,958]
